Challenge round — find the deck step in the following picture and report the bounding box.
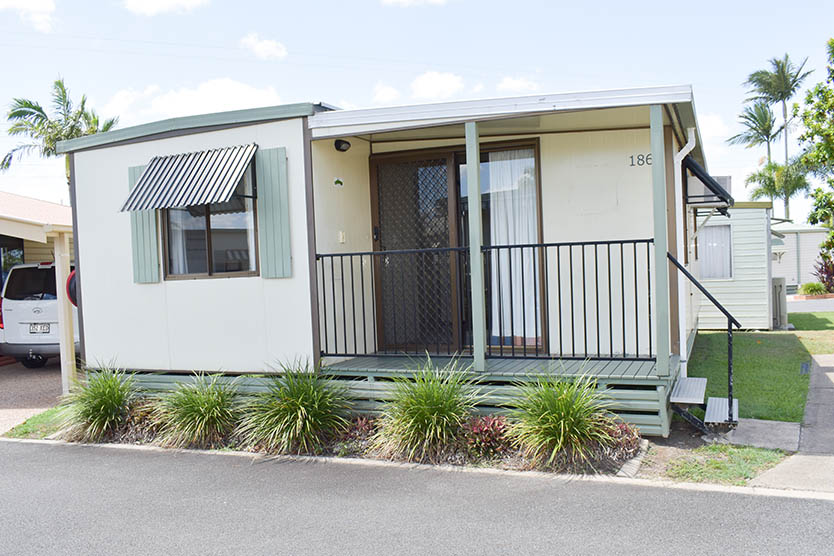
[704,397,739,424]
[670,377,707,405]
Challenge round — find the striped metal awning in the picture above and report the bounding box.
[120,143,258,212]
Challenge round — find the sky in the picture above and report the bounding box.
[0,0,832,222]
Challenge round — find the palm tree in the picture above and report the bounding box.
[726,101,782,163]
[1,78,118,187]
[746,54,813,165]
[745,160,810,220]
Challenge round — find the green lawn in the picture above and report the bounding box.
[4,407,63,439]
[666,444,785,486]
[687,331,812,422]
[788,312,834,331]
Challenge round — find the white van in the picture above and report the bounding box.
[0,263,78,368]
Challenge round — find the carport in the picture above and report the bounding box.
[0,192,75,393]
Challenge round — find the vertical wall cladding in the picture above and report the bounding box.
[256,147,292,278]
[128,165,160,284]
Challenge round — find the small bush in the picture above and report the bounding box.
[814,255,834,293]
[236,366,351,454]
[798,281,828,295]
[507,375,615,469]
[463,415,509,459]
[58,367,138,442]
[371,359,480,463]
[152,374,240,449]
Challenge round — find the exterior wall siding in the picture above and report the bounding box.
[73,118,314,372]
[23,237,74,264]
[698,207,771,330]
[772,230,827,286]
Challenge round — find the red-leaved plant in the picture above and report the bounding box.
[463,415,510,458]
[813,253,834,293]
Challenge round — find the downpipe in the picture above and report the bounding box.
[673,128,696,377]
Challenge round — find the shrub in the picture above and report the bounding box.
[507,375,615,470]
[813,254,834,292]
[462,415,509,459]
[58,367,138,442]
[799,281,828,295]
[236,365,351,454]
[370,359,480,463]
[152,374,240,449]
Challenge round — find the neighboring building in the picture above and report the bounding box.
[771,221,829,292]
[696,202,773,330]
[57,85,741,436]
[0,191,74,290]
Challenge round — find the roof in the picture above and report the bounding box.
[772,221,830,234]
[56,102,333,154]
[732,202,772,209]
[0,191,72,227]
[0,191,73,243]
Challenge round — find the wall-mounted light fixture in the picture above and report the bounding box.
[334,139,351,152]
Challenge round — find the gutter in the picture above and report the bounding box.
[674,128,696,377]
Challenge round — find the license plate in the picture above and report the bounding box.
[29,323,50,334]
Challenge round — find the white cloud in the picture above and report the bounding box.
[497,76,539,94]
[381,0,447,5]
[123,0,208,16]
[103,79,281,124]
[239,32,287,60]
[411,71,464,100]
[0,0,55,32]
[698,112,730,142]
[372,82,401,105]
[470,83,484,94]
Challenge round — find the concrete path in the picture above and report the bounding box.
[787,298,834,313]
[1,441,833,556]
[752,354,834,492]
[0,360,61,434]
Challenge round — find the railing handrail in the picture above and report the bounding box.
[667,252,741,329]
[317,246,468,258]
[482,238,654,250]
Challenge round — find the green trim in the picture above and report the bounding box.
[128,165,160,284]
[256,147,292,278]
[650,105,670,376]
[57,103,327,154]
[465,122,486,372]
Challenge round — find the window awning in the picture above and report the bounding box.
[120,143,258,212]
[684,155,734,214]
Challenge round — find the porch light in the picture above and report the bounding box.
[334,139,351,152]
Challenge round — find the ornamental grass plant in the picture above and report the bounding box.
[236,363,351,454]
[151,373,241,449]
[370,358,480,463]
[58,366,138,442]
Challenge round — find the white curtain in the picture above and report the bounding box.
[488,148,540,343]
[700,225,732,279]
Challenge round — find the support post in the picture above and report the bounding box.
[54,231,76,393]
[650,105,670,376]
[465,121,486,372]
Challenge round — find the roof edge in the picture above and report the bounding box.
[733,201,772,209]
[57,102,330,154]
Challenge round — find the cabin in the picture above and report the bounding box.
[57,86,742,436]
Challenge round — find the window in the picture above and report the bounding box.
[164,164,257,278]
[0,234,24,291]
[700,225,732,279]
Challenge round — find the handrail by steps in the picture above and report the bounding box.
[668,252,741,424]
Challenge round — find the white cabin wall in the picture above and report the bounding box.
[697,208,771,329]
[74,118,313,372]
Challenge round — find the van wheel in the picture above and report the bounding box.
[19,355,48,369]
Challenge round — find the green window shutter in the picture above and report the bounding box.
[128,165,160,283]
[255,147,292,278]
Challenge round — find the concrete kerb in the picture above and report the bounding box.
[3,437,834,502]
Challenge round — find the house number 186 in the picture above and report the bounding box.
[629,154,652,166]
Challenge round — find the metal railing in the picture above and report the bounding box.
[482,239,655,361]
[316,247,470,357]
[668,252,741,423]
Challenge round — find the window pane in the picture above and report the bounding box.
[700,225,732,279]
[167,206,208,275]
[209,168,256,274]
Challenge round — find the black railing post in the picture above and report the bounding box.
[728,318,734,423]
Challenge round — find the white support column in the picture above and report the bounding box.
[465,121,486,372]
[650,105,671,376]
[54,232,76,393]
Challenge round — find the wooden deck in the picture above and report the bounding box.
[322,355,674,386]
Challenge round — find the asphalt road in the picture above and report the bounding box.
[0,442,832,556]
